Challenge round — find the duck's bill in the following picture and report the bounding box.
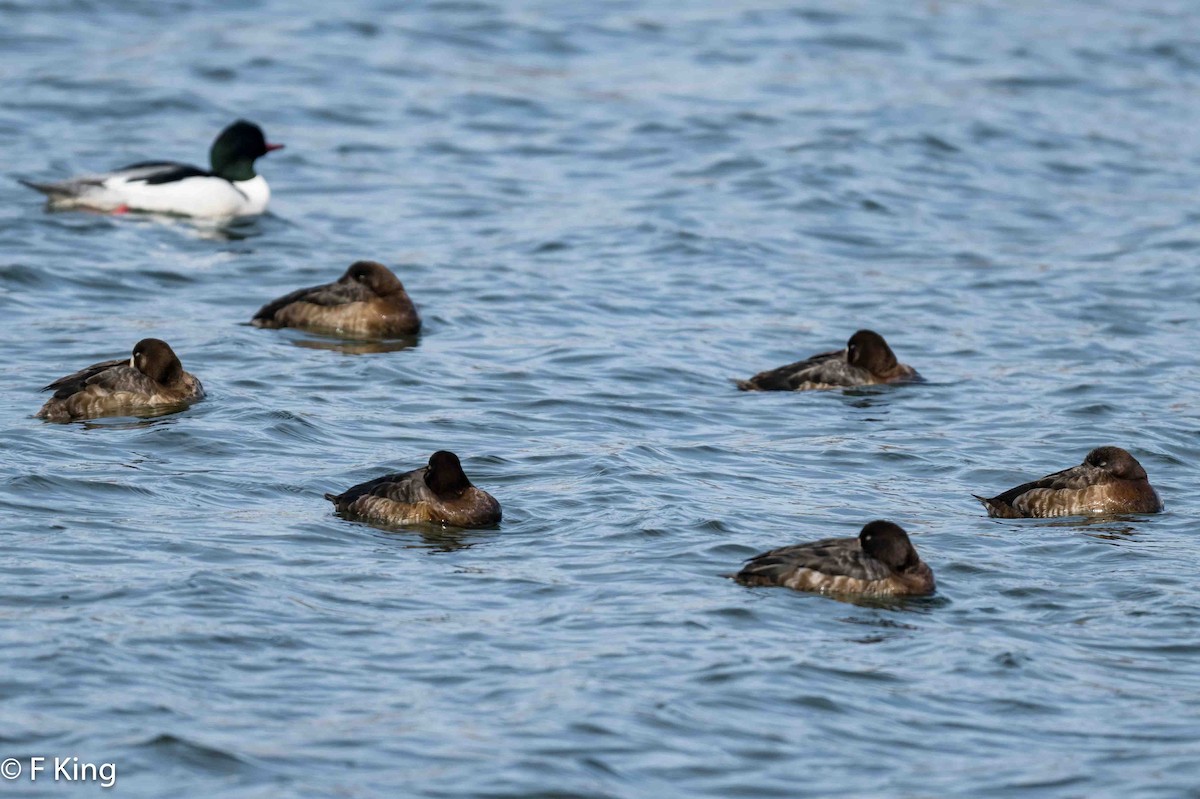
[266,143,285,152]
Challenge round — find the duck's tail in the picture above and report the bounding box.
[973,494,1009,518]
[18,178,63,196]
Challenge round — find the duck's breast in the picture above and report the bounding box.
[229,175,270,215]
[429,487,502,528]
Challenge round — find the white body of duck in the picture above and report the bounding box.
[20,120,281,219]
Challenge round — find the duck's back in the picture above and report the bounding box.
[738,349,854,391]
[253,279,376,328]
[325,467,441,526]
[329,468,430,507]
[736,537,891,584]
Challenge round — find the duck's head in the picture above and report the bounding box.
[859,520,920,572]
[340,261,406,296]
[1085,446,1147,481]
[130,338,184,386]
[845,330,898,375]
[210,120,283,182]
[425,451,472,499]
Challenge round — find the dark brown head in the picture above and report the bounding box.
[340,261,406,297]
[1084,446,1148,481]
[130,339,184,386]
[425,451,473,499]
[845,330,898,375]
[859,520,921,572]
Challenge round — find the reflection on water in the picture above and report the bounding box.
[1030,516,1143,541]
[290,335,420,355]
[77,413,183,431]
[33,204,262,237]
[345,515,494,553]
[46,405,193,429]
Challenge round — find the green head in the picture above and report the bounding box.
[209,120,283,181]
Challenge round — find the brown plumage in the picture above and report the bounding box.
[36,338,204,422]
[251,260,420,338]
[975,446,1163,519]
[737,329,920,391]
[732,520,935,597]
[325,451,502,529]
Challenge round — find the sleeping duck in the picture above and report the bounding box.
[737,329,920,391]
[325,451,501,529]
[19,120,282,218]
[732,520,935,597]
[37,338,204,422]
[975,446,1162,518]
[251,261,421,339]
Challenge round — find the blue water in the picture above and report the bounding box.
[2,0,1200,796]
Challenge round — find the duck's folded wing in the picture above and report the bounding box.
[739,350,842,390]
[794,353,872,387]
[42,358,130,399]
[738,537,887,583]
[112,161,212,185]
[253,280,373,322]
[329,467,429,505]
[989,464,1099,505]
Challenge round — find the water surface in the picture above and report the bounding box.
[2,1,1200,796]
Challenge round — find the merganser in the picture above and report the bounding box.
[19,120,282,218]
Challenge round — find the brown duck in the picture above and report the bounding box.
[251,260,420,339]
[737,329,920,391]
[732,520,935,597]
[325,451,502,529]
[37,338,204,422]
[975,446,1162,518]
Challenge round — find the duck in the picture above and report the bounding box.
[732,520,935,597]
[737,329,920,391]
[19,120,282,218]
[251,261,421,338]
[325,451,502,529]
[975,446,1163,518]
[37,338,204,422]
[729,520,936,595]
